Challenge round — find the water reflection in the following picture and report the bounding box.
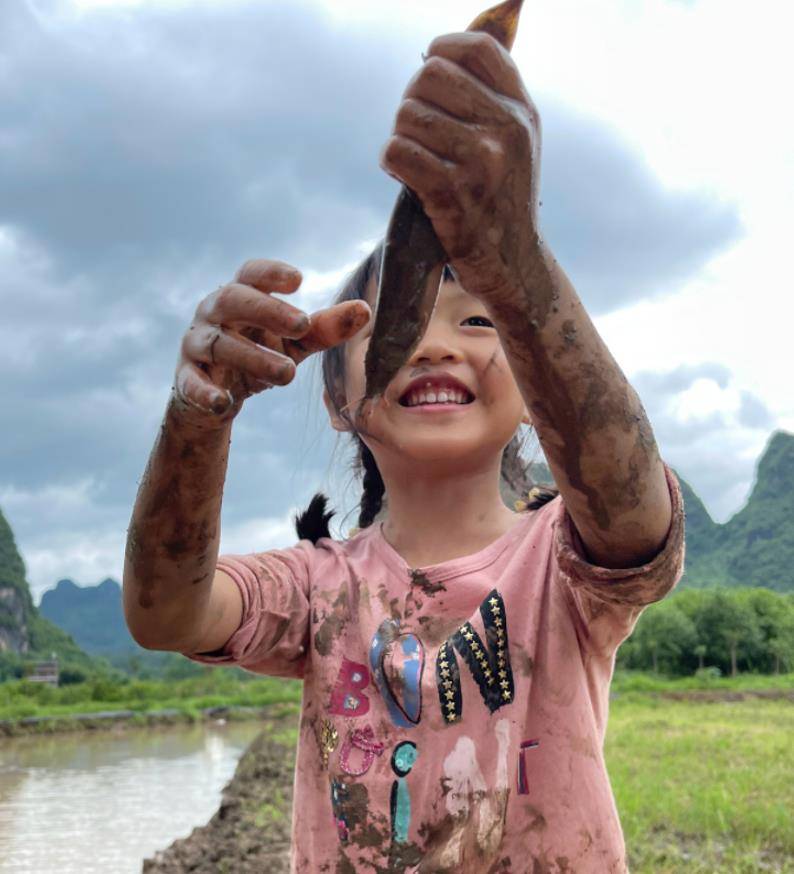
[0,720,263,874]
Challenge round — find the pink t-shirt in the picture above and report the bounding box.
[189,464,684,873]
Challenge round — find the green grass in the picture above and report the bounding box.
[612,669,794,695]
[0,670,302,722]
[606,682,794,872]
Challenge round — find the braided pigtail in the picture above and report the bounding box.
[356,437,386,529]
[294,493,335,544]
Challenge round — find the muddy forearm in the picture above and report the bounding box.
[485,235,671,568]
[123,393,232,649]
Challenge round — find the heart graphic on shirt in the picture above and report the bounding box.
[369,619,425,728]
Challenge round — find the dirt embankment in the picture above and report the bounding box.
[0,706,275,738]
[143,718,296,874]
[655,688,794,703]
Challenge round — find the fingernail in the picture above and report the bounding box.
[210,392,230,415]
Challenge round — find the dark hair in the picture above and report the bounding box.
[294,242,559,544]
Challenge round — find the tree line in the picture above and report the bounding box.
[617,587,794,677]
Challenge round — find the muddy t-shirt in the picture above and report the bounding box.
[188,464,684,873]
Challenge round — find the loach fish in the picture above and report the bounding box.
[363,0,526,404]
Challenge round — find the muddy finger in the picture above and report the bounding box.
[174,362,234,417]
[233,259,303,294]
[184,324,296,386]
[203,283,309,340]
[284,301,371,365]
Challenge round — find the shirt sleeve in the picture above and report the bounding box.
[552,463,686,658]
[183,541,315,679]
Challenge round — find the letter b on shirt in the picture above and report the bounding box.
[329,658,371,717]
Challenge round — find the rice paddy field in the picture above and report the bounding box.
[606,674,794,873]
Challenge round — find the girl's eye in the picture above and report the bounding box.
[463,315,495,328]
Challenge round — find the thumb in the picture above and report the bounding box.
[284,300,371,365]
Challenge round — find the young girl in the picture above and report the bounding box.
[124,30,684,874]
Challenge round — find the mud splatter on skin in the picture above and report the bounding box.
[480,348,502,383]
[124,397,232,615]
[560,320,577,349]
[485,234,665,552]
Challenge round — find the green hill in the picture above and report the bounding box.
[0,507,96,680]
[679,430,794,590]
[39,577,137,656]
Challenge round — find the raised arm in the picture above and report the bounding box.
[377,31,671,568]
[484,239,672,569]
[123,259,370,653]
[123,400,240,653]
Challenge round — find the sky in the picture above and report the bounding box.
[1,0,792,601]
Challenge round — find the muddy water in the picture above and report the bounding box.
[0,720,263,874]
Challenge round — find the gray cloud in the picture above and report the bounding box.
[632,362,732,398]
[631,363,774,522]
[0,0,747,593]
[737,390,775,430]
[539,113,742,313]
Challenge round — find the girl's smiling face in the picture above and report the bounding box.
[325,273,530,472]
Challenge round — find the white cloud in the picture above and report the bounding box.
[0,478,100,517]
[12,491,305,602]
[218,510,301,559]
[24,528,126,603]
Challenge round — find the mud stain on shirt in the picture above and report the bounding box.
[314,588,351,657]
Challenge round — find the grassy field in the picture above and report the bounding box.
[0,671,302,724]
[607,674,794,873]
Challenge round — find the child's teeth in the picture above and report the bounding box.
[403,387,472,405]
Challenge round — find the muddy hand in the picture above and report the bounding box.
[380,18,540,304]
[364,0,528,401]
[173,258,370,427]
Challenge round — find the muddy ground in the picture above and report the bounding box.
[142,717,296,874]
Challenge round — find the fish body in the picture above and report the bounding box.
[364,190,446,401]
[363,0,526,403]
